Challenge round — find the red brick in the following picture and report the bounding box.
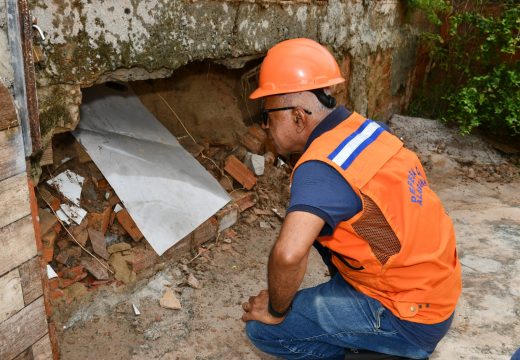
[248,124,267,143]
[116,209,143,241]
[50,289,64,300]
[58,267,87,289]
[88,206,112,235]
[224,155,257,190]
[192,217,218,248]
[87,228,109,260]
[42,231,58,263]
[80,257,109,280]
[241,132,264,154]
[128,247,158,273]
[231,191,256,212]
[39,209,58,235]
[70,220,88,246]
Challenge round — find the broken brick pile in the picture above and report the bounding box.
[37,123,289,305]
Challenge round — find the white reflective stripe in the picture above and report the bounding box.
[330,122,381,167]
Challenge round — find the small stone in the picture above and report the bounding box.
[187,273,202,289]
[259,221,271,229]
[159,289,181,310]
[107,242,132,254]
[223,238,232,244]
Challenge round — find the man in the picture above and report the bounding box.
[241,38,461,360]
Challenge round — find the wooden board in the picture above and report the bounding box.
[0,269,24,323]
[19,257,43,306]
[0,84,18,131]
[0,297,47,360]
[0,216,37,277]
[0,126,25,182]
[0,172,30,228]
[31,334,52,360]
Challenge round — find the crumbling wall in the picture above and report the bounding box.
[31,0,421,148]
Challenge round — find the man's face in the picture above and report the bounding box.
[262,96,301,156]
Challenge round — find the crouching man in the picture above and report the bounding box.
[241,38,461,360]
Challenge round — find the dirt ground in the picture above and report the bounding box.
[54,113,519,360]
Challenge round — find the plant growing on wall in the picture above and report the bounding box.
[406,0,519,136]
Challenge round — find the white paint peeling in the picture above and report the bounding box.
[296,6,307,25]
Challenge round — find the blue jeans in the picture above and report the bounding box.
[246,274,431,359]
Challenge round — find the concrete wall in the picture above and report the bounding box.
[30,0,422,149]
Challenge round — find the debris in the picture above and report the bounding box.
[70,221,89,246]
[245,152,265,176]
[55,209,71,225]
[259,221,271,229]
[109,253,136,284]
[253,208,272,216]
[81,257,109,280]
[38,209,59,235]
[216,205,239,232]
[108,242,132,254]
[241,132,264,154]
[271,208,285,220]
[247,124,268,144]
[38,187,60,211]
[55,251,70,265]
[159,289,181,310]
[42,231,58,263]
[87,228,109,260]
[75,86,230,256]
[40,144,54,166]
[116,209,144,242]
[224,155,257,190]
[46,169,85,206]
[128,247,159,273]
[59,266,88,289]
[264,151,276,165]
[192,217,218,248]
[187,273,202,289]
[60,203,87,225]
[231,191,256,212]
[223,238,232,244]
[113,204,123,213]
[47,265,58,279]
[87,206,112,234]
[219,176,234,192]
[132,303,141,316]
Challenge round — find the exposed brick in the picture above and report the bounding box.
[128,247,159,273]
[80,257,109,280]
[231,191,257,212]
[116,209,143,241]
[42,231,58,263]
[192,217,218,248]
[247,124,267,143]
[38,209,58,235]
[50,289,64,301]
[224,155,257,190]
[87,228,109,260]
[87,206,112,235]
[241,132,264,154]
[70,220,88,246]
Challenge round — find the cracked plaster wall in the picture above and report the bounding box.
[31,0,422,148]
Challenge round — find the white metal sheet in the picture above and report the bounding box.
[74,85,230,255]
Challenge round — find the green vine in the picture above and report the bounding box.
[406,1,520,136]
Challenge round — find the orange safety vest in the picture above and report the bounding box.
[293,112,461,324]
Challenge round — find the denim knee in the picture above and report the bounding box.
[245,321,264,343]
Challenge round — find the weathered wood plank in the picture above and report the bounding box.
[32,334,52,360]
[0,297,47,360]
[0,269,24,323]
[0,84,18,131]
[12,348,31,360]
[19,257,43,306]
[0,126,25,182]
[0,172,30,228]
[0,216,37,277]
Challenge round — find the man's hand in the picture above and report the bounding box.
[241,289,285,325]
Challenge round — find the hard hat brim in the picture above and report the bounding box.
[249,77,345,100]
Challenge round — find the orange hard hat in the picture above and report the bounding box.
[249,38,345,99]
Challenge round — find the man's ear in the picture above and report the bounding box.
[294,108,307,133]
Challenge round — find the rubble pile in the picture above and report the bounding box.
[37,122,291,305]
